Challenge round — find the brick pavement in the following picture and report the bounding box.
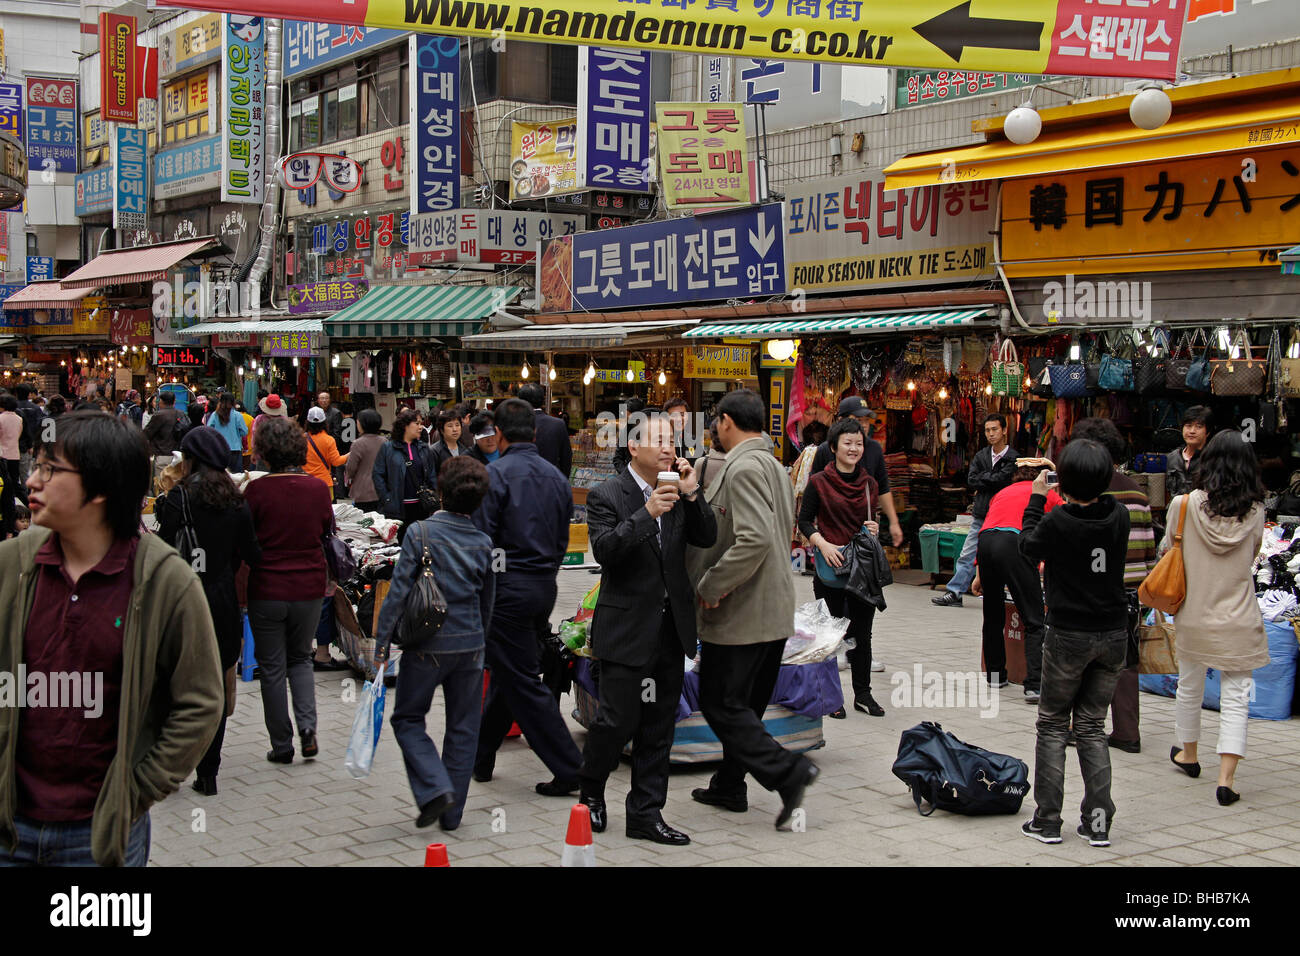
[148,571,1296,866]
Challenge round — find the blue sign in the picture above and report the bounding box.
[75,166,114,217]
[114,126,148,231]
[0,83,22,141]
[549,202,787,312]
[26,257,55,284]
[410,35,460,215]
[0,285,25,304]
[25,77,78,174]
[284,21,402,78]
[155,136,221,198]
[577,48,651,193]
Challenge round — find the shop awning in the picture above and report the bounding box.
[1283,245,1300,277]
[179,318,325,335]
[683,308,994,340]
[459,318,696,350]
[324,284,521,339]
[61,237,219,288]
[1,280,101,310]
[884,89,1300,190]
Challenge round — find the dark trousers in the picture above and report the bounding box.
[579,612,684,823]
[391,647,485,828]
[476,574,582,780]
[0,458,15,537]
[397,503,429,543]
[1033,626,1128,832]
[248,598,320,756]
[1109,664,1141,742]
[812,577,876,697]
[227,449,243,472]
[699,639,804,795]
[977,530,1046,691]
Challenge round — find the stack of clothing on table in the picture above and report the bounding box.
[1253,523,1300,621]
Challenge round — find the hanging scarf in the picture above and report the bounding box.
[809,460,878,546]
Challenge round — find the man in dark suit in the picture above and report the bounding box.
[517,384,572,480]
[579,415,716,845]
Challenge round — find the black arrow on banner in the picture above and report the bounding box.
[914,1,1044,62]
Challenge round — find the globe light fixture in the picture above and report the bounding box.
[520,361,530,379]
[1130,87,1172,130]
[766,339,796,362]
[1004,105,1042,145]
[625,368,635,382]
[658,370,667,385]
[549,365,556,381]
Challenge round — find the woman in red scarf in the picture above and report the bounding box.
[798,418,884,717]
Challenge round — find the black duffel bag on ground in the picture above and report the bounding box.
[892,721,1030,816]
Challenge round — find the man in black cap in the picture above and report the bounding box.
[810,398,903,548]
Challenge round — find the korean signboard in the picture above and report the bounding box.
[25,77,77,173]
[682,345,753,379]
[98,13,138,124]
[1002,143,1300,278]
[408,209,582,267]
[510,119,579,201]
[699,56,731,105]
[155,136,222,199]
[576,47,651,193]
[222,15,266,204]
[75,166,114,216]
[301,209,411,279]
[288,279,368,314]
[284,21,402,78]
[113,126,148,233]
[784,171,997,293]
[655,103,748,211]
[538,201,787,312]
[409,35,461,215]
[896,69,1047,108]
[159,13,223,80]
[0,83,21,140]
[738,60,842,130]
[111,308,155,345]
[173,0,1189,80]
[263,331,321,356]
[26,257,54,284]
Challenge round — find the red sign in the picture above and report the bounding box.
[1045,0,1186,80]
[99,13,139,124]
[110,308,154,345]
[27,77,77,108]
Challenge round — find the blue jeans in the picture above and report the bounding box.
[0,812,150,867]
[945,516,984,595]
[390,647,485,827]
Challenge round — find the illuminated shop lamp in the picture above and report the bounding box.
[171,376,178,383]
[238,366,245,377]
[585,360,596,378]
[658,370,667,386]
[938,387,948,400]
[1024,374,1033,388]
[449,373,457,388]
[331,353,340,367]
[549,365,556,381]
[520,361,530,379]
[59,360,66,367]
[906,380,916,391]
[625,368,635,382]
[1129,87,1172,130]
[1069,336,1081,362]
[420,369,427,380]
[985,383,993,396]
[1003,105,1042,145]
[766,339,796,362]
[292,357,299,367]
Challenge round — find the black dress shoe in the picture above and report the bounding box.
[472,762,494,783]
[416,792,456,829]
[776,761,819,830]
[1216,786,1241,806]
[690,787,748,812]
[626,820,690,845]
[266,749,293,764]
[580,796,608,833]
[1171,746,1202,778]
[854,695,885,717]
[1107,737,1141,754]
[300,731,318,759]
[535,778,581,797]
[827,707,847,719]
[191,776,218,796]
[313,658,350,671]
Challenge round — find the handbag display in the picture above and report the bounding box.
[1210,331,1267,396]
[990,339,1023,397]
[1184,333,1214,392]
[1280,329,1300,398]
[396,525,449,646]
[1031,363,1055,398]
[1138,610,1178,675]
[1138,495,1189,615]
[1048,362,1089,399]
[323,521,358,583]
[1098,336,1136,392]
[1132,331,1168,395]
[1165,331,1198,391]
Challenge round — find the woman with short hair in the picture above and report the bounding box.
[429,410,464,477]
[344,408,386,512]
[373,408,437,541]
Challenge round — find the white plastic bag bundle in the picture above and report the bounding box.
[344,662,388,779]
[782,599,854,664]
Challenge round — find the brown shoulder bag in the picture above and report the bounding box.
[1138,495,1189,615]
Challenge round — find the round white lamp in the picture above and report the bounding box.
[1004,106,1043,145]
[766,339,796,362]
[1130,87,1172,130]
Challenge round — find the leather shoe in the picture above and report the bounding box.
[690,787,748,812]
[266,749,293,764]
[300,731,318,759]
[1171,746,1202,778]
[626,819,690,846]
[776,761,819,830]
[535,778,580,797]
[1216,786,1241,806]
[581,796,608,833]
[191,776,218,796]
[416,792,455,829]
[472,761,494,783]
[1107,736,1141,754]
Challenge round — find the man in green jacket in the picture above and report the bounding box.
[686,389,818,830]
[0,412,223,867]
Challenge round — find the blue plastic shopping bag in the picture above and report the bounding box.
[344,662,387,779]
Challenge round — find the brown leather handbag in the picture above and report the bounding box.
[1138,495,1189,615]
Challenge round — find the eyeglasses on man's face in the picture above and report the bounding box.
[30,459,79,482]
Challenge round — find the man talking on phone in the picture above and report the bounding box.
[579,415,716,844]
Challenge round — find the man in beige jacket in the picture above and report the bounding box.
[687,389,818,829]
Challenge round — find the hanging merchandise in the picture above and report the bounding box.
[1184,332,1214,393]
[1279,329,1300,399]
[962,336,988,375]
[1048,361,1088,399]
[990,339,1022,397]
[1210,330,1267,397]
[1165,329,1203,392]
[787,356,807,450]
[1133,330,1168,396]
[903,339,924,366]
[1097,335,1136,392]
[352,351,373,394]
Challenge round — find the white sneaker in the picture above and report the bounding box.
[871,660,885,672]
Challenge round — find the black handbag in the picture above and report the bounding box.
[172,484,201,566]
[396,525,449,646]
[1132,331,1168,395]
[323,519,358,583]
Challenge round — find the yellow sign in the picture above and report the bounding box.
[84,113,108,148]
[187,73,209,114]
[510,119,579,201]
[164,81,187,122]
[656,103,747,211]
[682,345,753,379]
[761,342,800,369]
[1002,145,1300,277]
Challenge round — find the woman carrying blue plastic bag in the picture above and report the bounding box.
[373,457,497,831]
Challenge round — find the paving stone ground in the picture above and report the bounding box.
[149,571,1296,867]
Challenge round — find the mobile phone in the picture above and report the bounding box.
[1045,471,1059,486]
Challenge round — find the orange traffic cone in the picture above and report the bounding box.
[424,843,450,867]
[561,804,596,867]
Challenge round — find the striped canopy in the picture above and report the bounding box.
[324,285,521,339]
[683,308,994,339]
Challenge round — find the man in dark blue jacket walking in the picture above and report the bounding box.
[472,398,583,794]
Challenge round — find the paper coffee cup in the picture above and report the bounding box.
[656,471,680,488]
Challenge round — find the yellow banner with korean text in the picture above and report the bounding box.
[510,119,580,202]
[682,344,753,379]
[656,103,748,211]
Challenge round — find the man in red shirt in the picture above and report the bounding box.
[0,412,222,866]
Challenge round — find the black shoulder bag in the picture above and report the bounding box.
[172,484,201,566]
[396,524,449,646]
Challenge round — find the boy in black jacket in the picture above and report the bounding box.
[1017,439,1130,848]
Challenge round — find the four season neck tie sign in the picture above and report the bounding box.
[164,0,1188,79]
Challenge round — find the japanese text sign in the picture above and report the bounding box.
[1002,144,1300,277]
[784,171,996,292]
[288,279,368,313]
[537,201,787,312]
[113,125,148,233]
[284,21,402,78]
[511,119,580,201]
[25,77,77,173]
[577,47,651,193]
[0,83,21,140]
[410,35,461,215]
[682,345,753,379]
[656,103,748,211]
[110,307,155,345]
[263,331,321,356]
[98,13,138,124]
[222,15,267,204]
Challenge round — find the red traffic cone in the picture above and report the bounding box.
[424,843,450,867]
[561,804,596,867]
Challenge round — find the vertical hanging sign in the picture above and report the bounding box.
[576,47,651,193]
[113,125,148,232]
[222,15,266,204]
[98,13,138,124]
[409,35,461,216]
[25,77,78,173]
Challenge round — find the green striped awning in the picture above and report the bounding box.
[683,308,994,339]
[324,285,521,339]
[1283,245,1300,276]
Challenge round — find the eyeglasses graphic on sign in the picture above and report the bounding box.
[275,152,361,193]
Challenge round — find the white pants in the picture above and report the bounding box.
[1174,661,1252,758]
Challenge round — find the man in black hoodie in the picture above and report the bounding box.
[1017,439,1130,849]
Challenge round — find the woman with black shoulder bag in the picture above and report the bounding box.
[373,408,439,542]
